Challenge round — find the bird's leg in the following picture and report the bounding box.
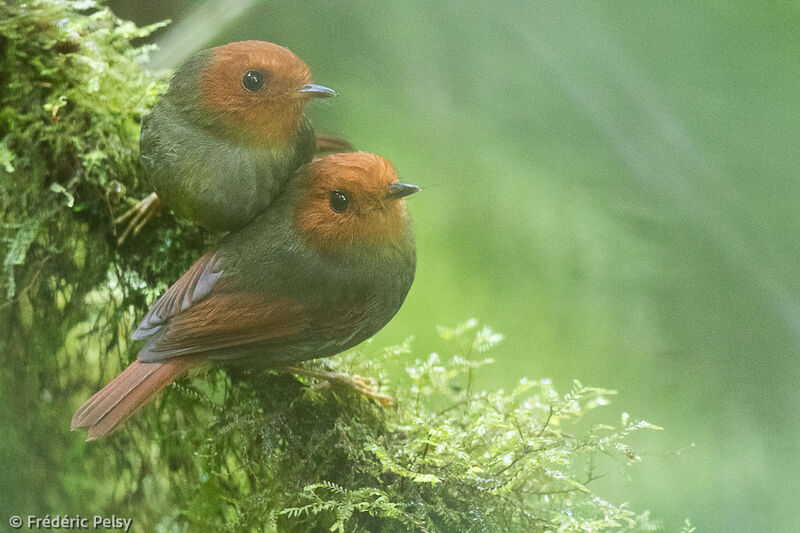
[282,366,394,407]
[115,192,161,246]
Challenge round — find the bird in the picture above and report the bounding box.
[116,40,351,244]
[73,152,420,440]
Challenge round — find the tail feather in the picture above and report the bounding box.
[71,357,201,440]
[72,362,161,429]
[315,133,353,153]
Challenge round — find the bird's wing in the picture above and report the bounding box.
[131,250,371,364]
[132,251,225,340]
[136,290,316,362]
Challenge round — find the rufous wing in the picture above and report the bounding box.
[132,248,368,363]
[132,251,225,340]
[136,291,312,362]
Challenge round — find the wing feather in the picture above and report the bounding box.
[137,291,313,362]
[132,252,373,364]
[132,252,224,340]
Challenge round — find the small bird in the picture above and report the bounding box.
[73,152,419,440]
[116,40,350,244]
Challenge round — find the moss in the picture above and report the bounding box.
[0,0,208,520]
[174,323,662,532]
[0,2,665,531]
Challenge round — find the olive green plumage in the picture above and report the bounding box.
[139,41,333,231]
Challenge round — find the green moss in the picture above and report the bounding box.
[0,0,208,521]
[0,2,666,531]
[97,321,661,532]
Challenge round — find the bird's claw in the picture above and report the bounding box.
[333,372,395,407]
[284,367,394,407]
[114,192,161,246]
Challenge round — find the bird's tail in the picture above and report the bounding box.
[71,357,202,440]
[315,133,354,153]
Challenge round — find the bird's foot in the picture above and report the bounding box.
[114,192,161,246]
[283,366,394,407]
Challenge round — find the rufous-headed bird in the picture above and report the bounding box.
[73,152,419,440]
[116,40,351,244]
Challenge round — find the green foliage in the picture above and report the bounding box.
[0,2,664,531]
[0,0,208,522]
[156,321,660,532]
[0,0,210,298]
[57,322,664,532]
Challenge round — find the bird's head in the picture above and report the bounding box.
[198,40,335,145]
[294,152,419,256]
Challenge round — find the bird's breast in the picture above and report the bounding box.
[142,113,308,231]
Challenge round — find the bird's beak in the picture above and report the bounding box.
[387,182,421,199]
[297,83,337,98]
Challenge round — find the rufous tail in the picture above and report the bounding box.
[315,133,353,153]
[71,357,201,440]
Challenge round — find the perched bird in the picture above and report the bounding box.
[116,40,350,244]
[73,152,419,440]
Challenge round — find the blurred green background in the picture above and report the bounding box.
[108,1,799,531]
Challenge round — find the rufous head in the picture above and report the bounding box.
[294,152,419,255]
[199,40,335,145]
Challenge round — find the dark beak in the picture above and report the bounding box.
[297,83,337,98]
[387,182,420,199]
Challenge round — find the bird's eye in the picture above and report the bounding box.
[329,191,349,213]
[242,70,265,92]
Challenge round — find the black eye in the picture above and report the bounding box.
[242,70,265,92]
[329,191,349,213]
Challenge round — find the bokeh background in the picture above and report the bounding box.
[106,1,797,530]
